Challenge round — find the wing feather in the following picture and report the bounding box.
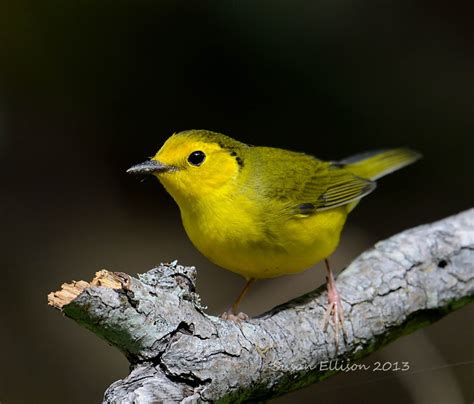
[247,147,375,216]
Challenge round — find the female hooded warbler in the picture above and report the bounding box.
[128,130,420,341]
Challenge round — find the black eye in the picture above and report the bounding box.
[187,150,206,166]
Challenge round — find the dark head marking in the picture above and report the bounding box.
[225,148,244,168]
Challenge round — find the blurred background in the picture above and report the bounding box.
[1,1,473,403]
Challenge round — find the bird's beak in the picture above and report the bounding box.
[126,159,174,175]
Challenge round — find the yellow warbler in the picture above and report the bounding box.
[128,130,421,338]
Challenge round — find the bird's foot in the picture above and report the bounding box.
[322,268,348,352]
[220,310,249,323]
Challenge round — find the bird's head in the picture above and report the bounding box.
[127,130,248,205]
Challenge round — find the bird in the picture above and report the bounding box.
[127,129,421,344]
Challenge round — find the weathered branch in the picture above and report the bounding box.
[48,209,474,403]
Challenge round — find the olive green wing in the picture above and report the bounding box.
[248,147,375,215]
[292,165,376,215]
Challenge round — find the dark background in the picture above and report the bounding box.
[1,1,473,403]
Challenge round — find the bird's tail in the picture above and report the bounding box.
[340,148,422,181]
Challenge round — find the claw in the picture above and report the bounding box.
[220,311,249,323]
[220,278,255,323]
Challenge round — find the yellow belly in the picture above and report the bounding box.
[180,195,348,279]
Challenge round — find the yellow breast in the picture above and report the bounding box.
[179,188,348,279]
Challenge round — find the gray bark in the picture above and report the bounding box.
[48,209,474,403]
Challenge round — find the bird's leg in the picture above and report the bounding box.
[322,258,348,351]
[221,278,255,322]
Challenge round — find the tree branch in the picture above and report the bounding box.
[48,209,474,403]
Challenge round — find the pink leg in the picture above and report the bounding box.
[220,278,255,322]
[322,259,348,351]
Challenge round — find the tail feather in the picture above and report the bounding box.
[341,148,422,181]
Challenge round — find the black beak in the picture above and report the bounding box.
[126,160,174,175]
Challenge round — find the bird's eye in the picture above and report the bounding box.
[187,150,206,166]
